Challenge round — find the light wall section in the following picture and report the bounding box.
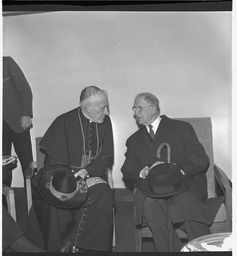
[2,11,232,188]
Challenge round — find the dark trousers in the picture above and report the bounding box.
[2,120,33,186]
[143,196,211,252]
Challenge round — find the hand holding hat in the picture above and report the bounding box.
[38,168,88,209]
[140,143,190,198]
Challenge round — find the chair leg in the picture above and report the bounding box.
[112,208,116,250]
[25,178,32,214]
[135,227,142,252]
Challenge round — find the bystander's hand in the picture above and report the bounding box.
[21,116,32,130]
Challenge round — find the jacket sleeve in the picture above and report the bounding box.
[121,138,147,183]
[8,57,33,117]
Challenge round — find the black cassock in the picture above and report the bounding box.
[26,108,114,252]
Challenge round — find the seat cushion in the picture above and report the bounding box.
[213,203,226,222]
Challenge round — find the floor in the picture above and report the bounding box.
[5,188,232,255]
[9,187,157,252]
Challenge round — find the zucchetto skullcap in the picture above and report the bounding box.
[80,86,101,102]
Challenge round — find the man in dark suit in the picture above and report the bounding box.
[121,92,223,251]
[2,56,33,186]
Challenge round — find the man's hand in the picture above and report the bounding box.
[21,116,32,130]
[139,161,166,179]
[139,166,150,179]
[74,168,88,179]
[60,240,74,253]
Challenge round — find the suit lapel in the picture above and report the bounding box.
[136,126,153,149]
[136,116,171,148]
[153,115,169,141]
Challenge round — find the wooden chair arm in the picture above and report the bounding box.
[214,164,232,231]
[106,168,114,189]
[105,167,116,249]
[214,164,231,191]
[25,161,37,213]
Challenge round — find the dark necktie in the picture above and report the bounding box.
[148,124,155,139]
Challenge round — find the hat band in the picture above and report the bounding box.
[148,180,181,195]
[49,177,80,201]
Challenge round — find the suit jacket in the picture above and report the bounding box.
[3,56,33,133]
[121,115,223,225]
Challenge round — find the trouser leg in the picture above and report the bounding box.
[11,129,33,178]
[2,120,13,186]
[2,120,33,184]
[2,120,13,154]
[143,197,182,252]
[181,220,211,242]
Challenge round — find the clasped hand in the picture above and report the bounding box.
[74,168,88,179]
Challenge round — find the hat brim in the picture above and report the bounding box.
[139,165,190,198]
[38,168,88,209]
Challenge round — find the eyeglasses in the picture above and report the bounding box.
[132,106,152,112]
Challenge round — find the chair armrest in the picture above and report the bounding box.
[105,168,116,248]
[214,164,232,231]
[106,168,114,189]
[25,161,37,179]
[25,161,37,213]
[214,164,231,191]
[2,185,17,221]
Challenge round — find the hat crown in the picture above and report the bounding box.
[52,171,77,193]
[148,164,181,187]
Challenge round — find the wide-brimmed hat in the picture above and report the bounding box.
[38,168,88,209]
[140,163,190,198]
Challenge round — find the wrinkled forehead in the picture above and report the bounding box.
[134,95,146,105]
[98,92,109,106]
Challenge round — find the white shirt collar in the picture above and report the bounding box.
[146,116,161,134]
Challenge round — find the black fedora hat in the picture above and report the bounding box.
[140,163,190,198]
[38,168,88,209]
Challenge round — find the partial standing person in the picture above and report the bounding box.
[28,86,114,252]
[2,205,45,253]
[2,56,33,187]
[121,92,223,252]
[2,159,44,253]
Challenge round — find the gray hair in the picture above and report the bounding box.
[135,92,160,112]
